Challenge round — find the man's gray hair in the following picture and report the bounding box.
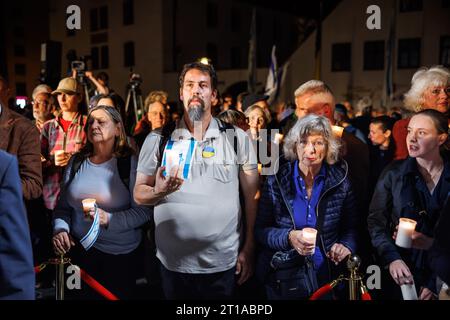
[403,65,450,112]
[283,114,341,164]
[32,84,52,100]
[294,80,334,98]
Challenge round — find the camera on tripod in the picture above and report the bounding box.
[129,73,142,89]
[71,60,86,83]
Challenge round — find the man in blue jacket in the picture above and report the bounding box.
[0,150,35,299]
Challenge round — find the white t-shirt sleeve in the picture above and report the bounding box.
[136,132,162,177]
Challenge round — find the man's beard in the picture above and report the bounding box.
[187,98,205,123]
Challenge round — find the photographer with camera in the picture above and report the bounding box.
[85,71,109,96]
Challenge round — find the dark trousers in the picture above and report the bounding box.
[159,260,236,300]
[67,245,139,300]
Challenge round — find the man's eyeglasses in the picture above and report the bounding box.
[32,100,50,107]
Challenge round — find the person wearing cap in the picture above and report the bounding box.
[0,75,42,201]
[31,84,55,132]
[41,77,87,211]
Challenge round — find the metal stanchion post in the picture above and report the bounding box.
[57,254,65,300]
[347,255,362,300]
[49,255,70,300]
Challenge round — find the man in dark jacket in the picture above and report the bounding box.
[0,76,42,200]
[0,150,35,299]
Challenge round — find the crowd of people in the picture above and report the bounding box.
[0,62,448,301]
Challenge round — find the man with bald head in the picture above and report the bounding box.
[282,80,371,264]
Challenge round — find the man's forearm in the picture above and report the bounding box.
[134,184,166,206]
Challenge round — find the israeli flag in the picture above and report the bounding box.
[80,205,100,251]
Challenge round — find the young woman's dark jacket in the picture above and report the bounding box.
[368,155,450,292]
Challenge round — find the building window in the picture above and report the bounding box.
[90,6,108,31]
[123,0,134,25]
[101,46,109,69]
[99,6,108,29]
[91,47,99,70]
[230,46,241,69]
[90,8,98,32]
[331,43,351,72]
[440,36,450,67]
[364,41,385,70]
[91,46,109,70]
[399,0,423,12]
[15,64,26,75]
[398,38,421,69]
[206,43,218,67]
[206,1,218,29]
[16,83,26,96]
[124,42,135,67]
[231,7,241,32]
[14,45,25,57]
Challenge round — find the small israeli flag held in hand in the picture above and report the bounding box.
[80,204,100,251]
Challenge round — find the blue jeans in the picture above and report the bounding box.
[159,261,236,300]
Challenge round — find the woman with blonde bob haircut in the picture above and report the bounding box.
[255,114,359,300]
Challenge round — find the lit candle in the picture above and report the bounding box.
[395,218,417,248]
[81,198,96,220]
[164,150,180,177]
[257,163,262,174]
[54,150,66,166]
[273,133,284,145]
[331,125,344,138]
[302,227,318,255]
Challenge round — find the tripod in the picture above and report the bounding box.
[125,83,144,127]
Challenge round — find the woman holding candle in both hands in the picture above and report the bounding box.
[51,105,152,299]
[368,109,449,300]
[255,115,358,300]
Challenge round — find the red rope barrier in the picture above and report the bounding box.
[361,292,372,300]
[34,263,46,274]
[309,284,333,300]
[79,268,119,300]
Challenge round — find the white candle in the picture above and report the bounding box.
[82,198,96,220]
[302,227,318,255]
[54,150,66,166]
[395,218,417,248]
[401,283,418,300]
[273,133,284,145]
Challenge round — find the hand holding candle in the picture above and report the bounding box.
[395,218,417,248]
[301,228,317,255]
[82,198,96,220]
[54,150,67,166]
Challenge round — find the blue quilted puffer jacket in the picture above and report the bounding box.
[255,156,359,283]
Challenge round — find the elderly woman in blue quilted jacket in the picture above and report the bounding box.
[255,114,358,300]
